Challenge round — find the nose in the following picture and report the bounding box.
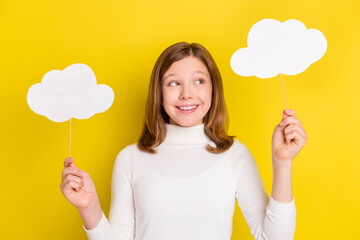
[179,84,193,100]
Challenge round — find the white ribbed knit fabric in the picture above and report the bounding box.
[83,123,296,240]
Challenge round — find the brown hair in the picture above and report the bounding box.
[137,41,235,154]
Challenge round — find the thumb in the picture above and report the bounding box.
[64,157,75,167]
[69,160,77,168]
[276,111,289,130]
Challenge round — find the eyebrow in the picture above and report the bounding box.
[163,71,209,80]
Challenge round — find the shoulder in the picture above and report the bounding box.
[113,143,138,165]
[230,139,253,156]
[112,143,140,176]
[229,139,257,168]
[115,143,140,157]
[114,143,142,168]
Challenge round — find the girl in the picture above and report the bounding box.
[60,42,307,240]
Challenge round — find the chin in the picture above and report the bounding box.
[170,119,203,127]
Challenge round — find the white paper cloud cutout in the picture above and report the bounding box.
[27,63,114,122]
[230,19,327,79]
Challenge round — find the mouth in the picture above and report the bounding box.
[176,104,200,113]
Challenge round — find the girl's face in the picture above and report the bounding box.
[161,56,212,127]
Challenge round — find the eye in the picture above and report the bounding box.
[195,79,204,84]
[168,81,178,86]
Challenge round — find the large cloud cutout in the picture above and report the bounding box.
[27,63,114,122]
[230,19,327,79]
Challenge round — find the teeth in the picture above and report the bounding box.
[179,105,197,110]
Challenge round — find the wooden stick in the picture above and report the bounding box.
[69,118,72,157]
[280,73,288,110]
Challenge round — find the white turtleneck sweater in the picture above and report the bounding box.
[83,123,296,240]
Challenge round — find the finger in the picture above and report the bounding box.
[62,166,82,180]
[280,116,303,128]
[285,130,297,144]
[284,124,307,139]
[61,178,80,191]
[64,157,74,167]
[285,129,307,145]
[62,180,81,192]
[282,121,307,142]
[62,174,82,186]
[283,109,296,118]
[61,179,80,192]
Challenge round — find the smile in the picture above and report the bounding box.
[176,105,199,113]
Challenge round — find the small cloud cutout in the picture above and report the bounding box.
[230,19,327,79]
[27,63,114,122]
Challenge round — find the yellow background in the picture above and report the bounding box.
[1,0,359,239]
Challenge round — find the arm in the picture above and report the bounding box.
[271,109,307,203]
[235,109,306,239]
[83,146,136,240]
[79,194,103,230]
[234,142,296,240]
[271,157,293,203]
[60,157,108,237]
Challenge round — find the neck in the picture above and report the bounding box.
[160,123,211,147]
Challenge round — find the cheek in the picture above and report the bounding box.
[200,88,212,104]
[161,89,171,103]
[162,90,178,107]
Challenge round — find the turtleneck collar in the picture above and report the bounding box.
[159,123,213,147]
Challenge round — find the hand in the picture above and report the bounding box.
[60,157,98,210]
[272,109,308,164]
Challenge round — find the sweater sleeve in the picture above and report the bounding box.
[83,146,136,240]
[234,141,296,240]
